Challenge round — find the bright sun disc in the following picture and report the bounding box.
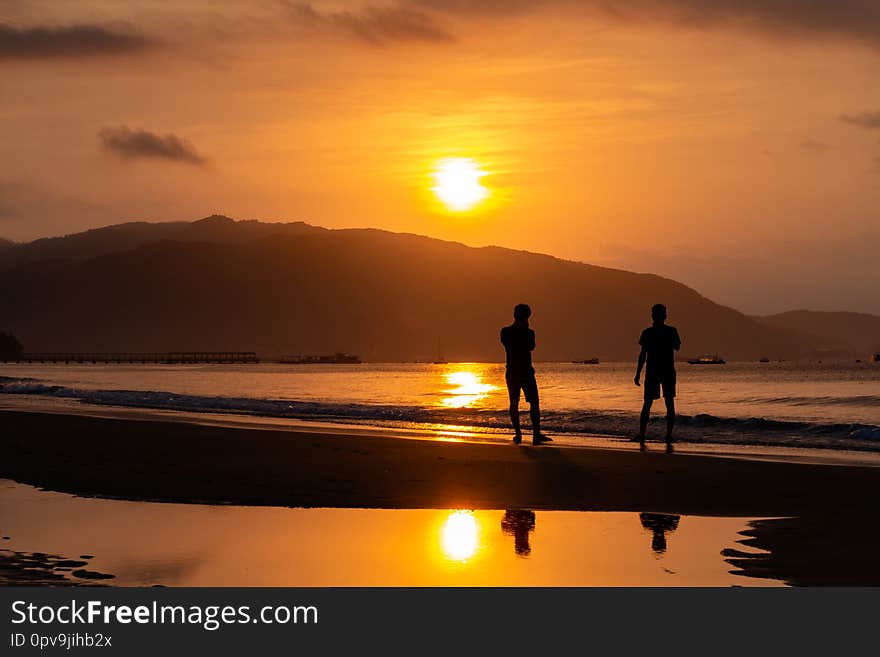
[431,158,489,212]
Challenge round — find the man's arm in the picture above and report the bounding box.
[527,329,535,351]
[673,328,681,351]
[634,347,646,386]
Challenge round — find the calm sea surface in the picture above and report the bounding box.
[2,361,878,451]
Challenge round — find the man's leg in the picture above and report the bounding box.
[529,398,541,436]
[507,378,522,442]
[639,399,653,441]
[664,397,675,442]
[526,378,551,444]
[663,374,676,446]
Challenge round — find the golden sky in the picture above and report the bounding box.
[2,1,879,314]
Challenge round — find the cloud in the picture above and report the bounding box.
[287,3,454,46]
[414,0,880,49]
[0,23,154,59]
[98,127,207,165]
[840,110,880,129]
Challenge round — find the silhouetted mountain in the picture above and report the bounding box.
[0,217,826,361]
[0,238,14,249]
[0,215,322,271]
[755,310,880,357]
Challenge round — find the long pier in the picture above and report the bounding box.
[7,352,259,364]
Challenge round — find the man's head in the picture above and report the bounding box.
[651,303,667,323]
[513,303,532,322]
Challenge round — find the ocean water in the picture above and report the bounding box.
[1,361,878,451]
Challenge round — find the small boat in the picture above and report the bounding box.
[758,357,770,363]
[687,355,726,365]
[280,353,362,364]
[433,358,448,365]
[572,358,600,364]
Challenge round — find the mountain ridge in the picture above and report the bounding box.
[756,310,880,356]
[0,216,874,360]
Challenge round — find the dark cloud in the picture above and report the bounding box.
[0,23,154,59]
[98,127,206,165]
[840,111,880,130]
[288,3,454,46]
[415,0,880,48]
[412,0,538,18]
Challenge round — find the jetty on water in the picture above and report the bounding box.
[7,352,259,364]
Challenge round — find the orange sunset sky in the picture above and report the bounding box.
[2,1,879,314]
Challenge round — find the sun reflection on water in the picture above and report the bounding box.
[441,510,480,562]
[440,369,496,408]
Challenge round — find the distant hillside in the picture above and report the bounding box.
[0,215,322,271]
[756,311,880,357]
[0,216,816,361]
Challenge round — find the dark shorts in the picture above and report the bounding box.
[645,371,676,400]
[506,371,539,405]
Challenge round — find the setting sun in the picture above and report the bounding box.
[431,158,490,212]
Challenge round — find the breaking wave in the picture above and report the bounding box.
[2,378,879,451]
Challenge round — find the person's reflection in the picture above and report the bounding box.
[501,510,536,556]
[639,513,680,554]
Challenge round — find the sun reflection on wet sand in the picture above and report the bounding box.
[0,480,780,587]
[440,510,480,561]
[440,367,496,408]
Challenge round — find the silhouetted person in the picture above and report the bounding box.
[639,513,680,554]
[500,304,551,445]
[634,303,681,451]
[501,509,536,556]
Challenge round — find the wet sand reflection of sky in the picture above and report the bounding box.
[0,480,778,587]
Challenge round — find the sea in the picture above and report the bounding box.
[1,360,878,453]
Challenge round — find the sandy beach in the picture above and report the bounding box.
[2,410,879,585]
[1,409,876,513]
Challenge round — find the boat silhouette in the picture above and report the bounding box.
[687,354,726,365]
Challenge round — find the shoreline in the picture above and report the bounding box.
[3,410,880,585]
[2,409,877,515]
[3,395,879,469]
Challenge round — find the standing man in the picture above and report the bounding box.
[634,303,681,452]
[501,304,551,445]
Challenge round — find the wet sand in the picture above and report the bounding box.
[0,484,772,587]
[724,514,880,586]
[2,410,879,584]
[0,549,112,586]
